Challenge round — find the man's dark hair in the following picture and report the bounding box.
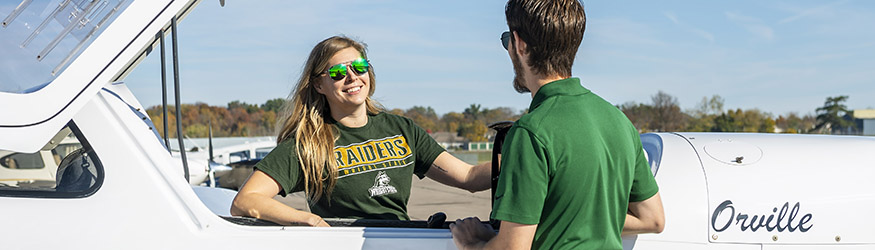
[506,0,586,77]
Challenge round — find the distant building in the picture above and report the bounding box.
[430,132,501,151]
[429,132,468,150]
[466,142,494,151]
[853,109,875,136]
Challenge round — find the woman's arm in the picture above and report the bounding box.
[424,152,492,193]
[230,170,329,227]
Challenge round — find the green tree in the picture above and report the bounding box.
[813,96,855,134]
[711,108,774,133]
[690,95,724,117]
[685,95,724,131]
[228,100,259,114]
[711,110,738,132]
[185,123,210,138]
[463,104,482,121]
[261,98,286,113]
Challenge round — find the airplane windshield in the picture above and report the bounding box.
[0,0,131,94]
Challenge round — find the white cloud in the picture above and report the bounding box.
[778,0,849,24]
[748,25,775,41]
[725,11,761,23]
[588,18,667,47]
[692,28,716,43]
[724,11,775,41]
[664,12,680,24]
[664,12,715,43]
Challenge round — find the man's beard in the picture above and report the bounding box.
[510,50,530,93]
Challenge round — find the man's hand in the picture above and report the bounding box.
[450,217,495,249]
[450,218,537,250]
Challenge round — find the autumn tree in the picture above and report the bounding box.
[147,105,177,139]
[775,113,816,133]
[146,91,853,141]
[457,104,519,141]
[440,112,465,134]
[481,107,518,125]
[619,102,654,132]
[404,106,440,132]
[388,108,404,116]
[641,91,687,132]
[458,120,488,142]
[386,104,522,142]
[146,99,282,138]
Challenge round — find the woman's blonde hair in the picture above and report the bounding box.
[276,36,383,202]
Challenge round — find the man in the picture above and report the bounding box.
[450,0,665,249]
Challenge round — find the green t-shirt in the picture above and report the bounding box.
[491,78,659,250]
[255,112,445,220]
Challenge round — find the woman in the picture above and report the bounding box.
[230,36,491,226]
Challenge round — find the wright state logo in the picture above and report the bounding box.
[368,171,398,197]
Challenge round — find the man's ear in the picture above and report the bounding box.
[512,31,528,58]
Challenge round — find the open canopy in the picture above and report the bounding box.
[0,0,199,152]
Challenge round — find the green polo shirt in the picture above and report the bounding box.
[491,78,659,250]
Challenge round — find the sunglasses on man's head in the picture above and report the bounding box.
[322,58,370,81]
[501,31,511,50]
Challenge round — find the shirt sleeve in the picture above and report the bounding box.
[629,132,659,202]
[490,125,548,225]
[253,140,304,197]
[409,119,446,179]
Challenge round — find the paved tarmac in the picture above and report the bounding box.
[274,177,492,221]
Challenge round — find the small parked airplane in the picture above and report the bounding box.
[0,0,872,249]
[168,137,276,187]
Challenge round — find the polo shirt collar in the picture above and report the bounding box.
[529,77,590,111]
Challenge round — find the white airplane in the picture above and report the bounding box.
[1,0,873,249]
[625,132,875,249]
[171,137,276,188]
[0,130,79,188]
[168,137,276,165]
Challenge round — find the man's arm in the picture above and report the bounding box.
[230,170,329,227]
[622,192,665,235]
[450,218,536,250]
[424,152,491,193]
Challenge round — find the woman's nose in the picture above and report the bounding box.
[345,66,359,83]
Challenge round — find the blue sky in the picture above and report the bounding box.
[125,0,875,117]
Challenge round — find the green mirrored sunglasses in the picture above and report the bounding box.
[322,58,370,81]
